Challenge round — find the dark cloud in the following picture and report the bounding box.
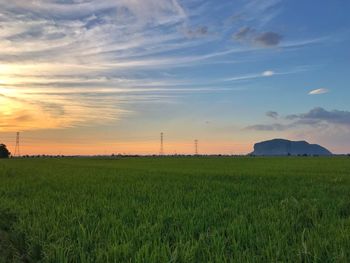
[185,26,209,38]
[288,107,350,126]
[247,108,350,131]
[266,111,279,119]
[233,27,282,48]
[234,26,252,41]
[255,32,282,47]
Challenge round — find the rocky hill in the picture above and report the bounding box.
[251,139,332,156]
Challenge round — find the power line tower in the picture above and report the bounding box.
[160,132,164,156]
[14,132,20,157]
[194,139,198,155]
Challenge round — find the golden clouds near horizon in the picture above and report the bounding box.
[0,62,126,132]
[0,93,62,132]
[0,91,106,132]
[0,78,80,132]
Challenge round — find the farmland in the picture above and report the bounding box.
[0,157,350,262]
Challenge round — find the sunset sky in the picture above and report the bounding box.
[0,0,349,155]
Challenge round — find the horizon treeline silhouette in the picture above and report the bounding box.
[0,144,10,158]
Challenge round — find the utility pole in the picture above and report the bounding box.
[160,132,164,156]
[14,132,20,157]
[194,139,198,155]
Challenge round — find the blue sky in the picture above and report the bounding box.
[0,0,349,154]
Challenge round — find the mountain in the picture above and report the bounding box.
[251,139,332,156]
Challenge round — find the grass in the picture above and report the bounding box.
[0,156,350,262]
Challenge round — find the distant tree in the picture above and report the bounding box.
[0,144,11,158]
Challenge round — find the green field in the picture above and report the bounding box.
[1,157,350,262]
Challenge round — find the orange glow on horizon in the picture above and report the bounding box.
[1,140,253,156]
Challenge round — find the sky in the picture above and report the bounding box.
[0,0,350,155]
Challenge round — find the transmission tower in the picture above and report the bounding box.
[14,132,20,157]
[194,139,198,155]
[160,132,164,155]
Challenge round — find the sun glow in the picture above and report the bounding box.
[0,78,18,86]
[0,63,23,86]
[0,87,16,96]
[0,64,18,75]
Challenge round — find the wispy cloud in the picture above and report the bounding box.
[262,70,275,77]
[246,123,288,131]
[309,88,329,95]
[223,69,302,82]
[234,27,253,41]
[0,0,327,132]
[235,0,283,27]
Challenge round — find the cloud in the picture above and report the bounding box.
[223,69,287,82]
[0,0,324,132]
[0,0,192,131]
[288,107,350,126]
[185,26,209,38]
[234,27,252,41]
[262,70,275,77]
[266,111,279,119]
[255,32,282,47]
[0,90,126,131]
[2,0,186,24]
[247,108,350,132]
[234,0,282,26]
[308,88,329,95]
[246,123,288,131]
[233,26,282,48]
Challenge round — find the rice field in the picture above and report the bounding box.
[0,157,350,262]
